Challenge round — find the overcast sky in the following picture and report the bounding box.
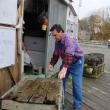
[78,0,110,19]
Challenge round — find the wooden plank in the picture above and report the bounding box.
[83,97,104,110]
[29,93,45,104]
[66,99,93,110]
[83,73,110,110]
[8,28,22,84]
[65,73,110,110]
[0,69,13,96]
[2,100,57,110]
[66,101,73,110]
[0,1,24,97]
[68,86,110,110]
[83,74,110,96]
[1,78,34,99]
[7,0,25,84]
[83,88,109,110]
[13,79,34,93]
[18,78,60,103]
[1,78,62,110]
[14,79,38,102]
[83,78,110,109]
[1,78,38,101]
[66,87,105,110]
[66,88,93,110]
[1,78,61,104]
[83,78,110,97]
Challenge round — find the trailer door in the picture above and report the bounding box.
[45,0,67,73]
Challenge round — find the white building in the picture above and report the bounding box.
[65,0,79,40]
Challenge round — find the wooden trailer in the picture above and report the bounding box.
[0,78,64,110]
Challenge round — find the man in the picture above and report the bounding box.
[48,24,84,110]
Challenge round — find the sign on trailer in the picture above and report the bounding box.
[0,26,16,69]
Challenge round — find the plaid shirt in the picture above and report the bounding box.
[50,34,84,68]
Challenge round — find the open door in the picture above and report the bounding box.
[22,0,49,77]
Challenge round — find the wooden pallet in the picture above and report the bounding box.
[0,78,64,110]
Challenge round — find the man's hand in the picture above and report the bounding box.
[58,67,67,79]
[47,64,54,72]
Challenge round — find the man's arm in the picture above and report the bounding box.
[50,42,59,67]
[48,43,59,72]
[48,54,59,72]
[50,54,59,67]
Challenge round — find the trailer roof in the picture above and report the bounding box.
[61,0,77,16]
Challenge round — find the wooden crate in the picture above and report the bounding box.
[83,63,105,78]
[0,78,64,110]
[84,53,104,66]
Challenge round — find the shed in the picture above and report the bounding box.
[22,0,76,77]
[0,0,77,96]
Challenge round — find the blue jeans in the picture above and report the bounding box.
[63,57,84,109]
